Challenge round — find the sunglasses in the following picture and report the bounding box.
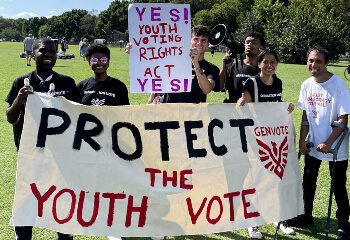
[90,57,108,64]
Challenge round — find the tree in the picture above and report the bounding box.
[22,17,47,37]
[235,8,264,42]
[264,2,348,63]
[80,14,97,40]
[1,27,22,41]
[95,1,129,38]
[192,0,251,39]
[39,16,64,38]
[60,9,88,40]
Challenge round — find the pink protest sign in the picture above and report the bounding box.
[128,3,191,93]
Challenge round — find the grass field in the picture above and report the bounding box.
[1,42,350,239]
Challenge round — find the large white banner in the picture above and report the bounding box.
[128,3,192,93]
[11,93,304,237]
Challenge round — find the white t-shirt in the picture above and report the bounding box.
[298,74,350,161]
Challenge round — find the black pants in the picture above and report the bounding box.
[303,154,350,225]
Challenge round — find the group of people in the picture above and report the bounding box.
[6,24,350,240]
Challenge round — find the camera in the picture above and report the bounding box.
[209,24,244,64]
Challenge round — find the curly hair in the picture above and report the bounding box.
[244,32,265,47]
[84,43,111,62]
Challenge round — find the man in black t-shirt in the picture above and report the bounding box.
[164,25,220,104]
[219,32,265,103]
[5,37,77,240]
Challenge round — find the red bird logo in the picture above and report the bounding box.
[256,136,288,179]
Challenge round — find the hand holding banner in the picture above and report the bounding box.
[11,94,304,237]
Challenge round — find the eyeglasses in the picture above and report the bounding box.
[90,57,108,64]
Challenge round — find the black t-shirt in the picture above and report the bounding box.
[225,60,259,103]
[77,77,130,106]
[242,75,283,102]
[5,71,79,150]
[166,59,220,104]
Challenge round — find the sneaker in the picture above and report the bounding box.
[338,224,350,240]
[108,237,122,240]
[247,226,263,239]
[286,215,314,227]
[273,221,295,235]
[151,237,165,240]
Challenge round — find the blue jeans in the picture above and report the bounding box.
[14,226,73,240]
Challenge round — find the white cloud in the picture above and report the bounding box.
[12,12,39,19]
[45,11,58,18]
[0,7,4,10]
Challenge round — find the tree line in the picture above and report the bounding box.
[0,0,349,63]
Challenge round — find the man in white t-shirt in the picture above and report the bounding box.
[288,46,350,240]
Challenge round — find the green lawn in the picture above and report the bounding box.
[1,42,350,239]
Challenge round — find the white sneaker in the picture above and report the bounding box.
[151,237,164,240]
[273,221,295,235]
[247,226,263,239]
[108,237,122,240]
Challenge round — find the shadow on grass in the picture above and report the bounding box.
[287,216,339,240]
[122,217,339,240]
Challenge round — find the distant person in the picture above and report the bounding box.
[80,38,89,61]
[5,37,78,240]
[79,37,84,56]
[61,38,68,55]
[288,46,350,240]
[23,33,34,66]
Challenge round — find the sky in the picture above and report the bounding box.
[0,0,116,19]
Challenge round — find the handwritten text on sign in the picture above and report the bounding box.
[128,3,192,93]
[11,94,304,237]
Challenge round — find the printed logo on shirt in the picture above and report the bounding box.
[55,91,67,95]
[260,93,282,98]
[236,74,252,78]
[312,110,319,118]
[91,98,106,106]
[254,126,289,180]
[98,91,116,98]
[307,93,331,107]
